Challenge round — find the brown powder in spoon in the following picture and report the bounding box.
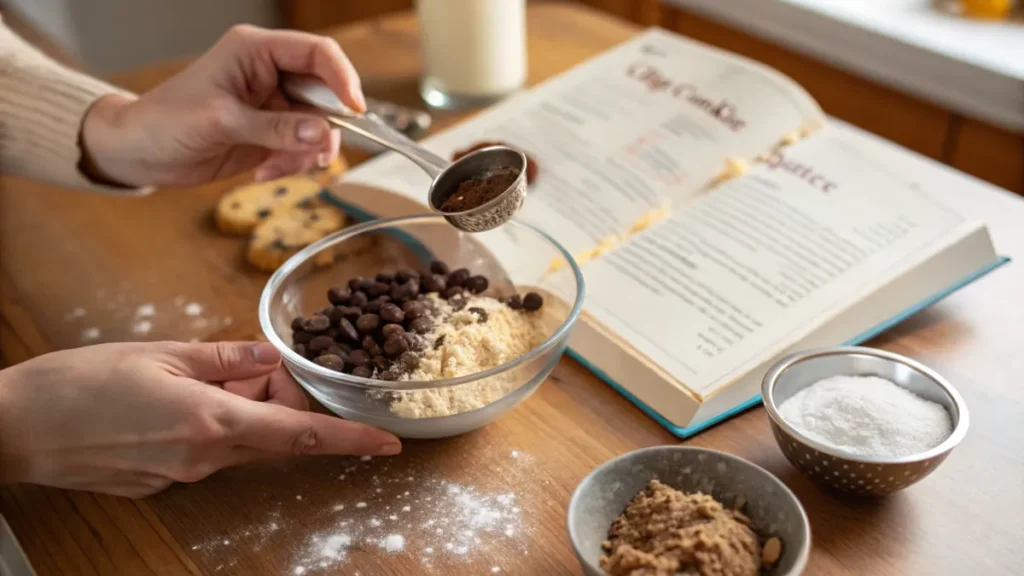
[440,168,518,212]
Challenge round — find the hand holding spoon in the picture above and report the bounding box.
[280,74,527,232]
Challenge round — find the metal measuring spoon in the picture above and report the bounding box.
[281,74,527,232]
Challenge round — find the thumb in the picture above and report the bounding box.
[228,108,331,153]
[165,341,282,382]
[230,397,402,457]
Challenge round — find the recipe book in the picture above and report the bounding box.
[325,28,1006,437]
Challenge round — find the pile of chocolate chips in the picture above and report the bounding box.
[290,260,545,380]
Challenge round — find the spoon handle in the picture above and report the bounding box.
[280,73,449,178]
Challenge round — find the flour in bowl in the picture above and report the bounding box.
[387,294,552,418]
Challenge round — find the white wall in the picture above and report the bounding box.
[8,0,281,74]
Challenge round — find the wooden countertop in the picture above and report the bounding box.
[2,3,1022,575]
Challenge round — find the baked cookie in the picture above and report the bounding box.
[215,156,347,235]
[246,197,348,272]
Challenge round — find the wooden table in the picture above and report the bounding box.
[2,3,1023,575]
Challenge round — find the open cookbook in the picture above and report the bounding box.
[323,28,1006,437]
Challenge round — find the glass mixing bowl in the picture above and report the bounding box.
[259,214,585,439]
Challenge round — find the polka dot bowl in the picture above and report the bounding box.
[762,346,969,497]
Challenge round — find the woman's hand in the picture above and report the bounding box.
[0,341,400,498]
[80,25,366,188]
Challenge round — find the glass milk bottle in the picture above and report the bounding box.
[417,0,527,109]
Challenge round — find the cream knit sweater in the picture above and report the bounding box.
[0,16,142,193]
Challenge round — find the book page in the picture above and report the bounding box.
[340,28,824,256]
[568,125,970,396]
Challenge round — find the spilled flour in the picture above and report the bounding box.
[183,449,537,574]
[290,476,528,572]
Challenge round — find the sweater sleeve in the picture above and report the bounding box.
[0,17,150,194]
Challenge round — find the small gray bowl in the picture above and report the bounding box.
[762,346,969,497]
[567,446,810,576]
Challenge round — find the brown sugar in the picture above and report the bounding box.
[600,480,778,576]
[439,168,518,212]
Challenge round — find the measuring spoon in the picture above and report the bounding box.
[281,74,527,232]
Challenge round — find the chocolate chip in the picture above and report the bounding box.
[373,355,392,371]
[390,279,419,301]
[257,209,271,219]
[338,318,359,342]
[328,306,346,325]
[430,260,450,275]
[396,351,419,372]
[402,300,426,321]
[294,343,307,357]
[362,299,383,314]
[404,332,425,351]
[450,296,467,312]
[433,335,446,350]
[340,306,362,320]
[379,303,404,324]
[395,268,420,284]
[347,349,371,367]
[362,335,377,351]
[448,268,470,287]
[356,313,380,334]
[384,333,411,357]
[293,331,315,345]
[422,273,447,294]
[352,365,373,378]
[507,295,523,310]
[337,343,354,355]
[326,344,346,358]
[270,239,288,250]
[347,277,364,292]
[317,306,335,317]
[309,335,335,353]
[409,317,433,334]
[349,291,368,308]
[291,317,305,331]
[300,314,331,333]
[375,272,394,284]
[314,354,345,371]
[367,281,391,297]
[274,187,288,196]
[377,370,398,381]
[441,286,464,300]
[327,287,351,305]
[466,275,489,294]
[468,307,489,323]
[381,323,405,339]
[522,292,543,311]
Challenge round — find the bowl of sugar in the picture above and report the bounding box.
[762,346,968,496]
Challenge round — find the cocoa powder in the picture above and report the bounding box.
[440,168,518,212]
[452,141,538,184]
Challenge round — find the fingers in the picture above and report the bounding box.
[254,150,319,182]
[252,125,339,181]
[227,396,401,457]
[230,107,331,152]
[221,367,309,411]
[229,25,366,112]
[161,341,281,382]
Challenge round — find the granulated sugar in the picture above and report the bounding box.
[778,375,953,458]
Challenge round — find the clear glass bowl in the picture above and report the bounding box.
[259,214,585,439]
